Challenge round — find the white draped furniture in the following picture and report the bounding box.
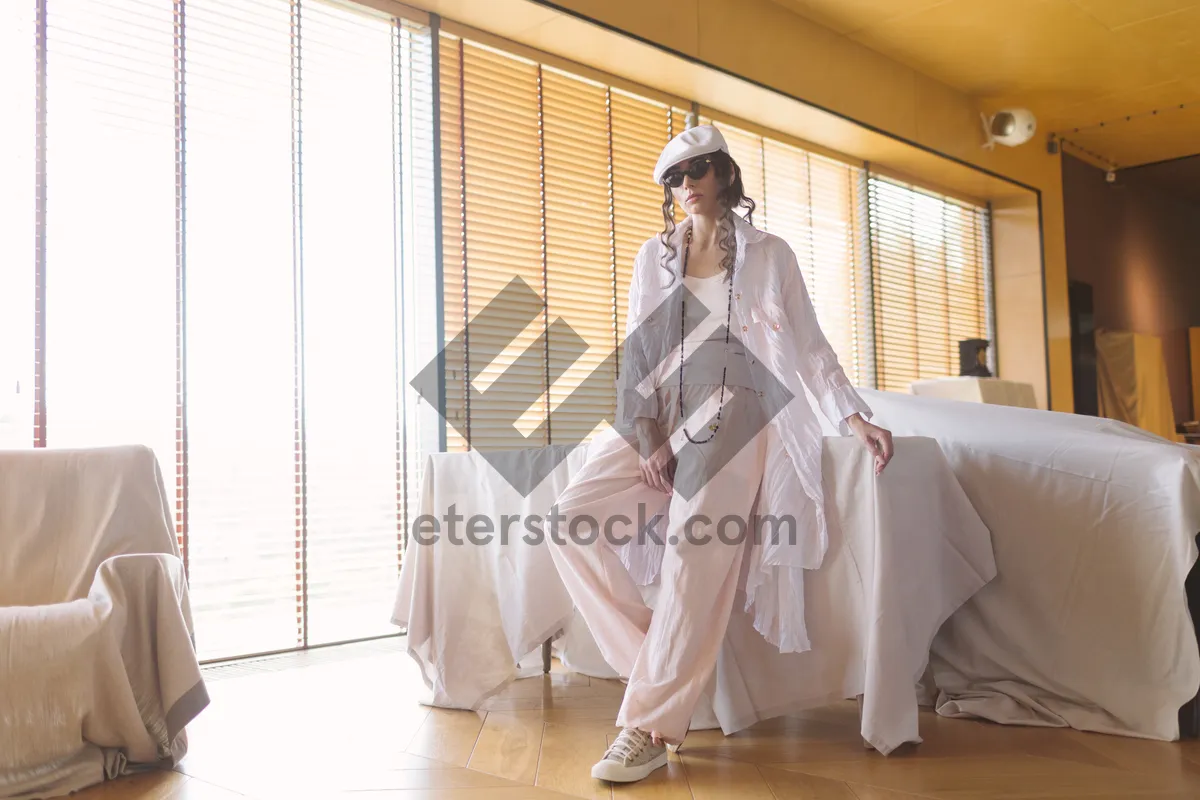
[392,434,997,755]
[0,446,208,800]
[843,389,1200,741]
[394,389,1200,752]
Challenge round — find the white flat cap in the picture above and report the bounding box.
[653,124,729,184]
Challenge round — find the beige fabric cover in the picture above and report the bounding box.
[850,388,1200,742]
[1096,328,1183,443]
[393,436,996,755]
[0,446,208,800]
[395,388,1200,750]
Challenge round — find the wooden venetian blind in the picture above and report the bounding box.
[396,19,440,560]
[183,0,299,660]
[714,121,766,216]
[299,1,417,647]
[868,175,992,393]
[612,92,684,352]
[441,38,545,453]
[185,2,439,658]
[440,32,683,451]
[542,68,614,444]
[0,0,36,449]
[2,0,439,662]
[42,0,179,475]
[700,117,873,387]
[762,140,872,388]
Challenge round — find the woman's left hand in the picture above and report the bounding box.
[847,414,893,475]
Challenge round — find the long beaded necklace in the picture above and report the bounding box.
[679,225,736,445]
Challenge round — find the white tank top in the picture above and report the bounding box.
[678,272,754,387]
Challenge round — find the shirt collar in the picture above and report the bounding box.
[667,213,766,278]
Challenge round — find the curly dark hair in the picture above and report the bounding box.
[657,150,757,283]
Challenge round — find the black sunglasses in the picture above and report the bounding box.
[662,157,714,188]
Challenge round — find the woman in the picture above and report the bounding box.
[546,125,893,784]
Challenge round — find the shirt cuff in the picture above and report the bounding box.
[821,385,872,436]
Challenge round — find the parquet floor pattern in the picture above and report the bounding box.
[74,639,1200,800]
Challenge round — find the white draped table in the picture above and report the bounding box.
[850,389,1200,742]
[392,434,996,755]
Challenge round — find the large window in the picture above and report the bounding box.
[42,0,178,479]
[868,175,993,393]
[434,45,994,449]
[701,117,874,388]
[183,2,438,657]
[437,31,689,452]
[182,0,298,659]
[1,0,437,661]
[1,1,993,661]
[0,1,36,449]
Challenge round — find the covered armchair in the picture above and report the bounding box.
[0,446,208,800]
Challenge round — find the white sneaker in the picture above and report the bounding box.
[590,727,668,783]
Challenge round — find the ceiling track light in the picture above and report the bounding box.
[1048,101,1197,172]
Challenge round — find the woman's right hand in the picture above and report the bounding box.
[635,419,675,493]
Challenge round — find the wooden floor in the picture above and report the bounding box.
[78,638,1200,800]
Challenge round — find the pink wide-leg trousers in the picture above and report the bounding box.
[547,384,768,742]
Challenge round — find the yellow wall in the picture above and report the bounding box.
[537,0,1074,412]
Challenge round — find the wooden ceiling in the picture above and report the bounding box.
[769,0,1200,168]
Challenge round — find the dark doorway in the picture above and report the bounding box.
[1068,280,1098,417]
